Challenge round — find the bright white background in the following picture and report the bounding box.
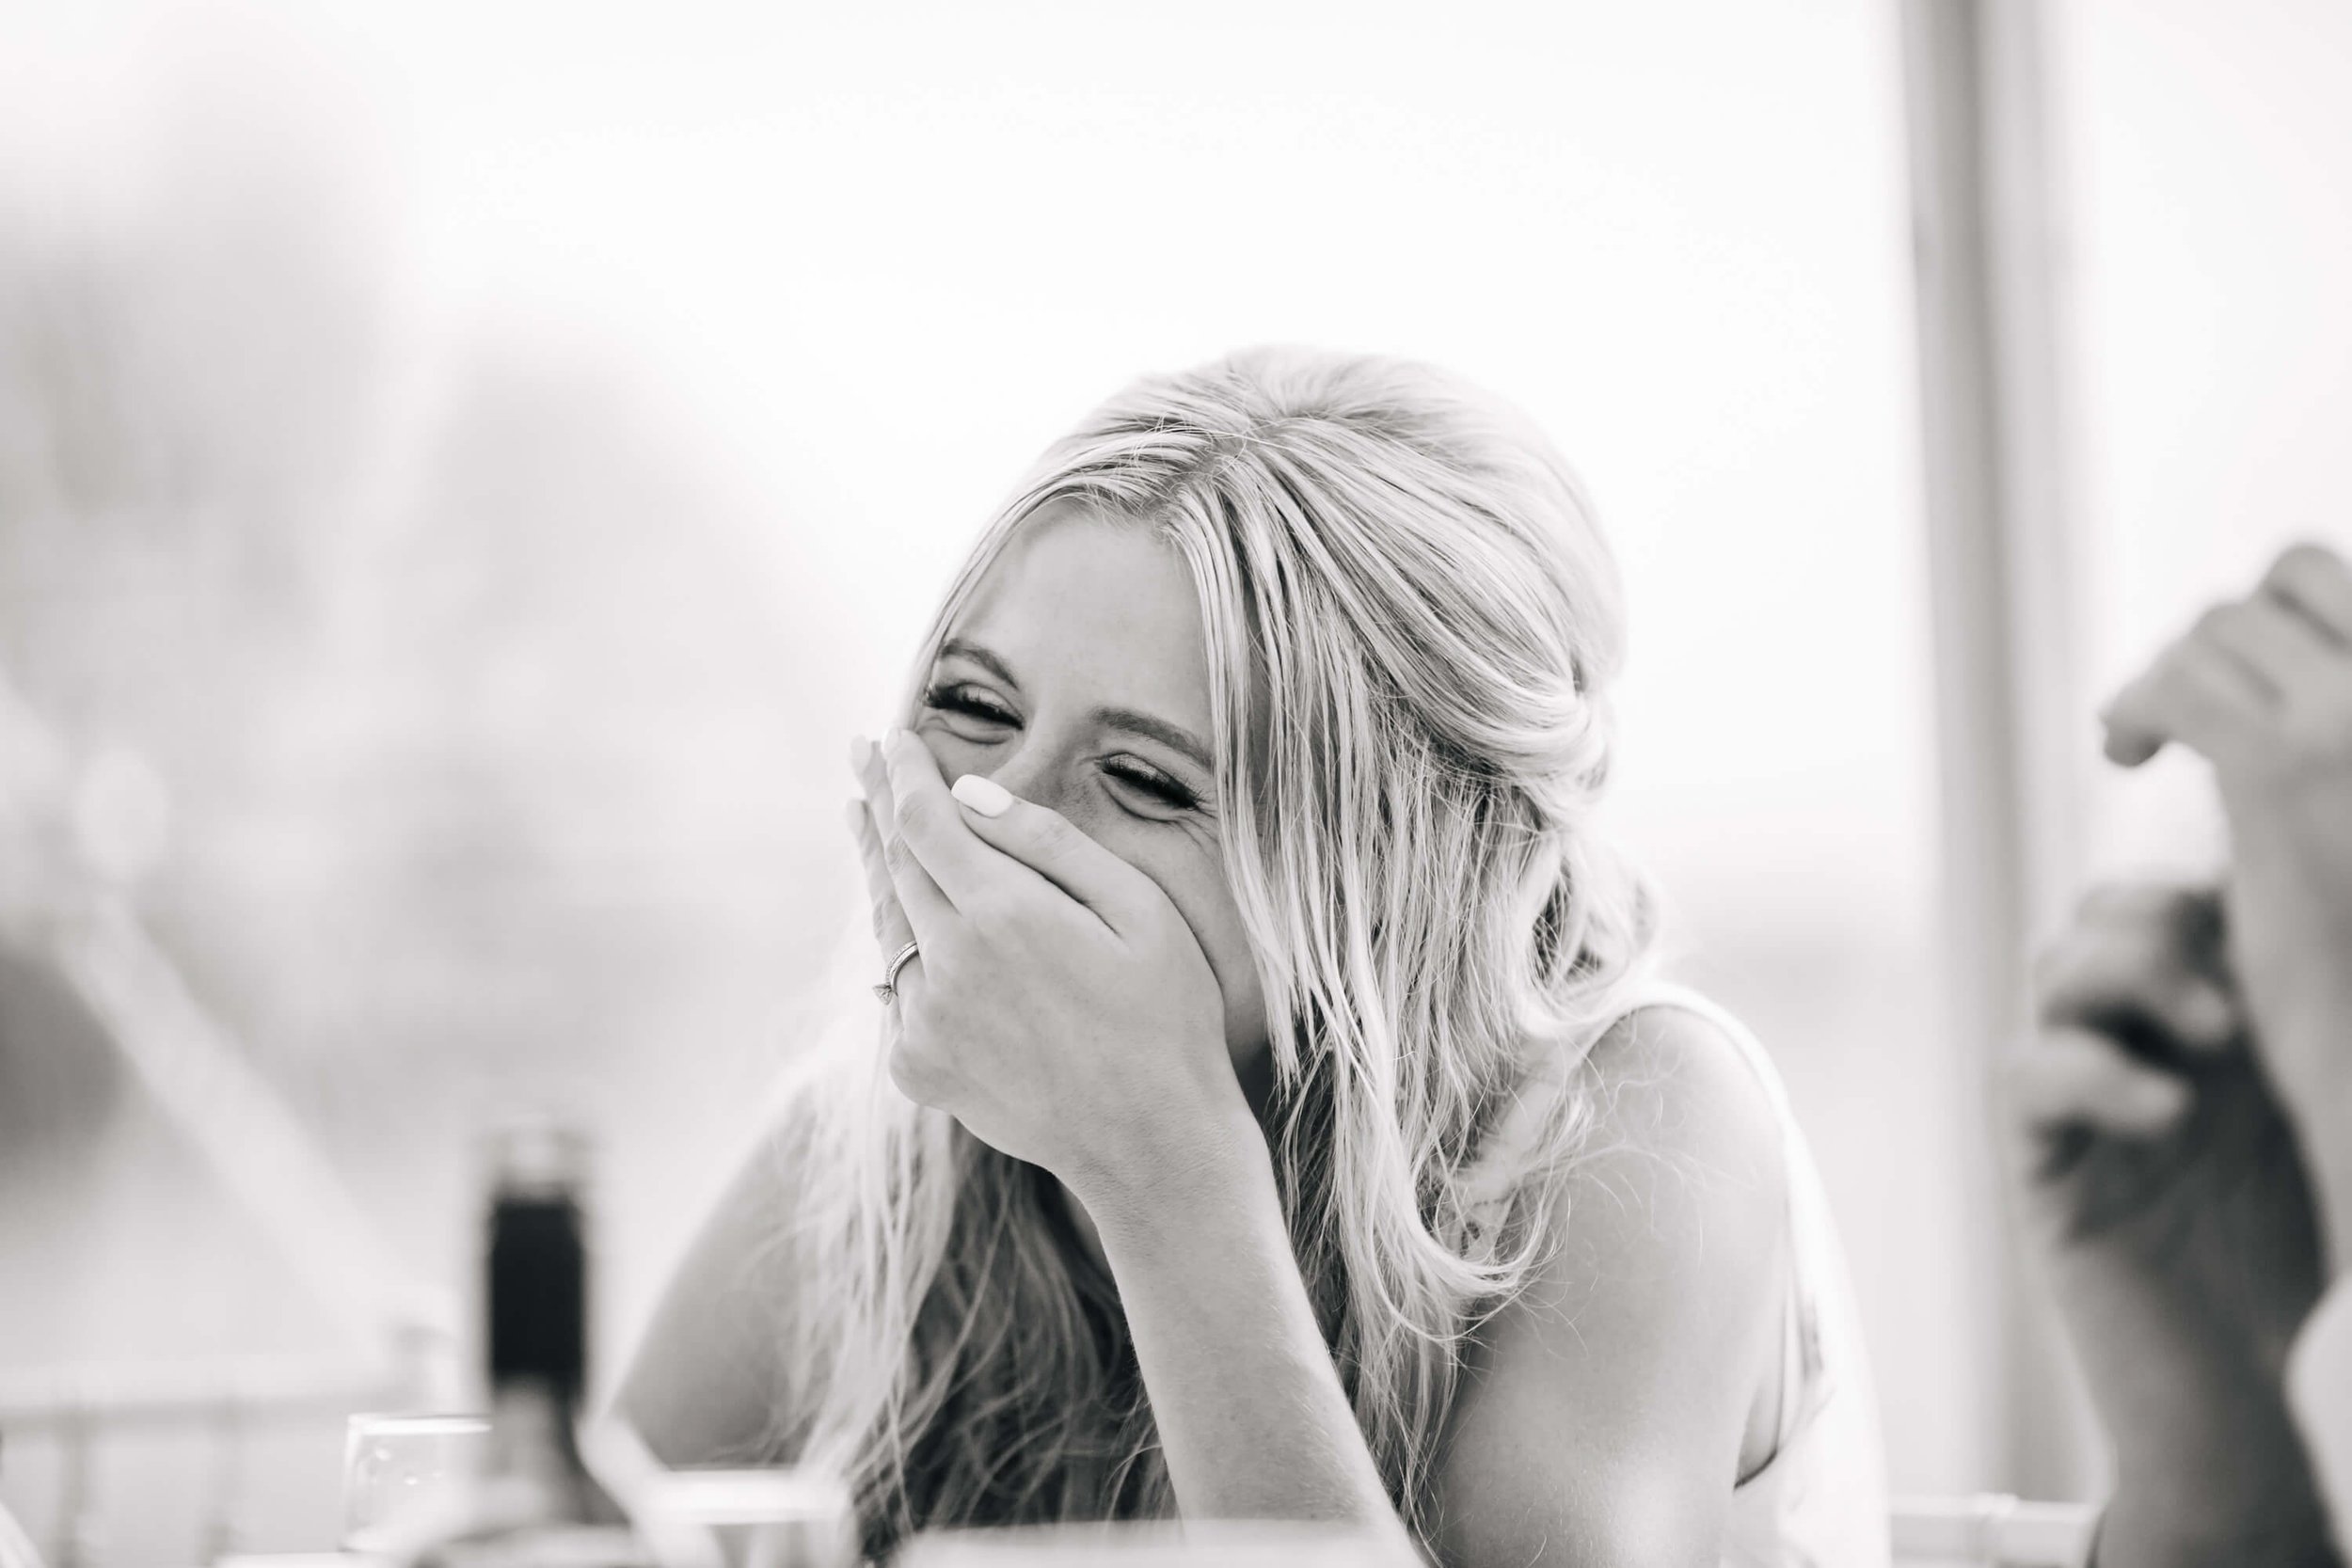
[2062,0,2352,872]
[2,1,2345,1558]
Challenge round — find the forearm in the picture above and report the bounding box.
[2081,1275,2343,1564]
[1079,1127,1413,1555]
[2227,835,2352,1271]
[2276,1018,2352,1279]
[2048,1260,2340,1565]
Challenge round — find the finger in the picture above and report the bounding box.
[852,734,898,841]
[848,800,917,958]
[948,771,1156,931]
[2101,639,2271,768]
[2195,596,2337,698]
[2070,880,2233,989]
[2035,915,2240,1054]
[877,727,999,910]
[2074,880,2215,929]
[851,736,954,939]
[2262,540,2352,646]
[2006,1026,2195,1142]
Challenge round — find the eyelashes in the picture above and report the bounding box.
[922,682,1018,728]
[917,683,1201,814]
[1104,759,1200,812]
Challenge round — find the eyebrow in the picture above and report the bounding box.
[933,639,1215,772]
[1097,708,1213,772]
[938,638,1020,689]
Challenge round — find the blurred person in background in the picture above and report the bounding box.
[2014,541,2352,1565]
[619,348,1890,1565]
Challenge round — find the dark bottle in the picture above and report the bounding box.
[423,1117,651,1567]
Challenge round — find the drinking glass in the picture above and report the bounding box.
[341,1412,490,1548]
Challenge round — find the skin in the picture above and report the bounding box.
[621,505,1791,1563]
[866,501,1276,1261]
[2012,540,2352,1565]
[2010,887,2333,1563]
[2102,541,2352,1245]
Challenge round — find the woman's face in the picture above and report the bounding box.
[914,503,1272,1093]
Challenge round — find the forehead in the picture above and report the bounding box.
[949,504,1212,729]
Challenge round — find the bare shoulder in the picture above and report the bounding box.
[1500,999,1789,1337]
[1430,1001,1789,1565]
[1573,1000,1789,1206]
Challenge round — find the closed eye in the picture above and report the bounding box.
[924,679,1203,818]
[1103,758,1200,814]
[922,682,1019,736]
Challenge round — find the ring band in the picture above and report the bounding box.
[873,940,921,1004]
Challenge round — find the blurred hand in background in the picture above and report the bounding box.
[2104,541,2352,1266]
[2010,883,2332,1564]
[2012,539,2352,1566]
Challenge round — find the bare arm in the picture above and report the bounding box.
[1081,1107,1417,1555]
[1429,1006,1789,1568]
[2090,541,2352,1556]
[612,1128,798,1466]
[1083,1006,1788,1567]
[852,734,1788,1557]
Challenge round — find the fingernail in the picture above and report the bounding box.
[952,774,1013,817]
[882,725,905,750]
[850,735,874,771]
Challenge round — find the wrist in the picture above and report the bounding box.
[2106,1426,2337,1568]
[1076,1109,1281,1262]
[1058,1048,1260,1199]
[2099,1482,2338,1568]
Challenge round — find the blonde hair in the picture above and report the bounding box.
[765,346,1659,1556]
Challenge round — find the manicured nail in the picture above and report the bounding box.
[952,774,1013,817]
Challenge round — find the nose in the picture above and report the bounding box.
[981,737,1095,828]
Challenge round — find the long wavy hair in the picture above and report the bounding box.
[758,346,1660,1557]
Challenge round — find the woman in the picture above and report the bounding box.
[620,348,1887,1564]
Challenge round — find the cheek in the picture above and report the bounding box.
[913,722,991,782]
